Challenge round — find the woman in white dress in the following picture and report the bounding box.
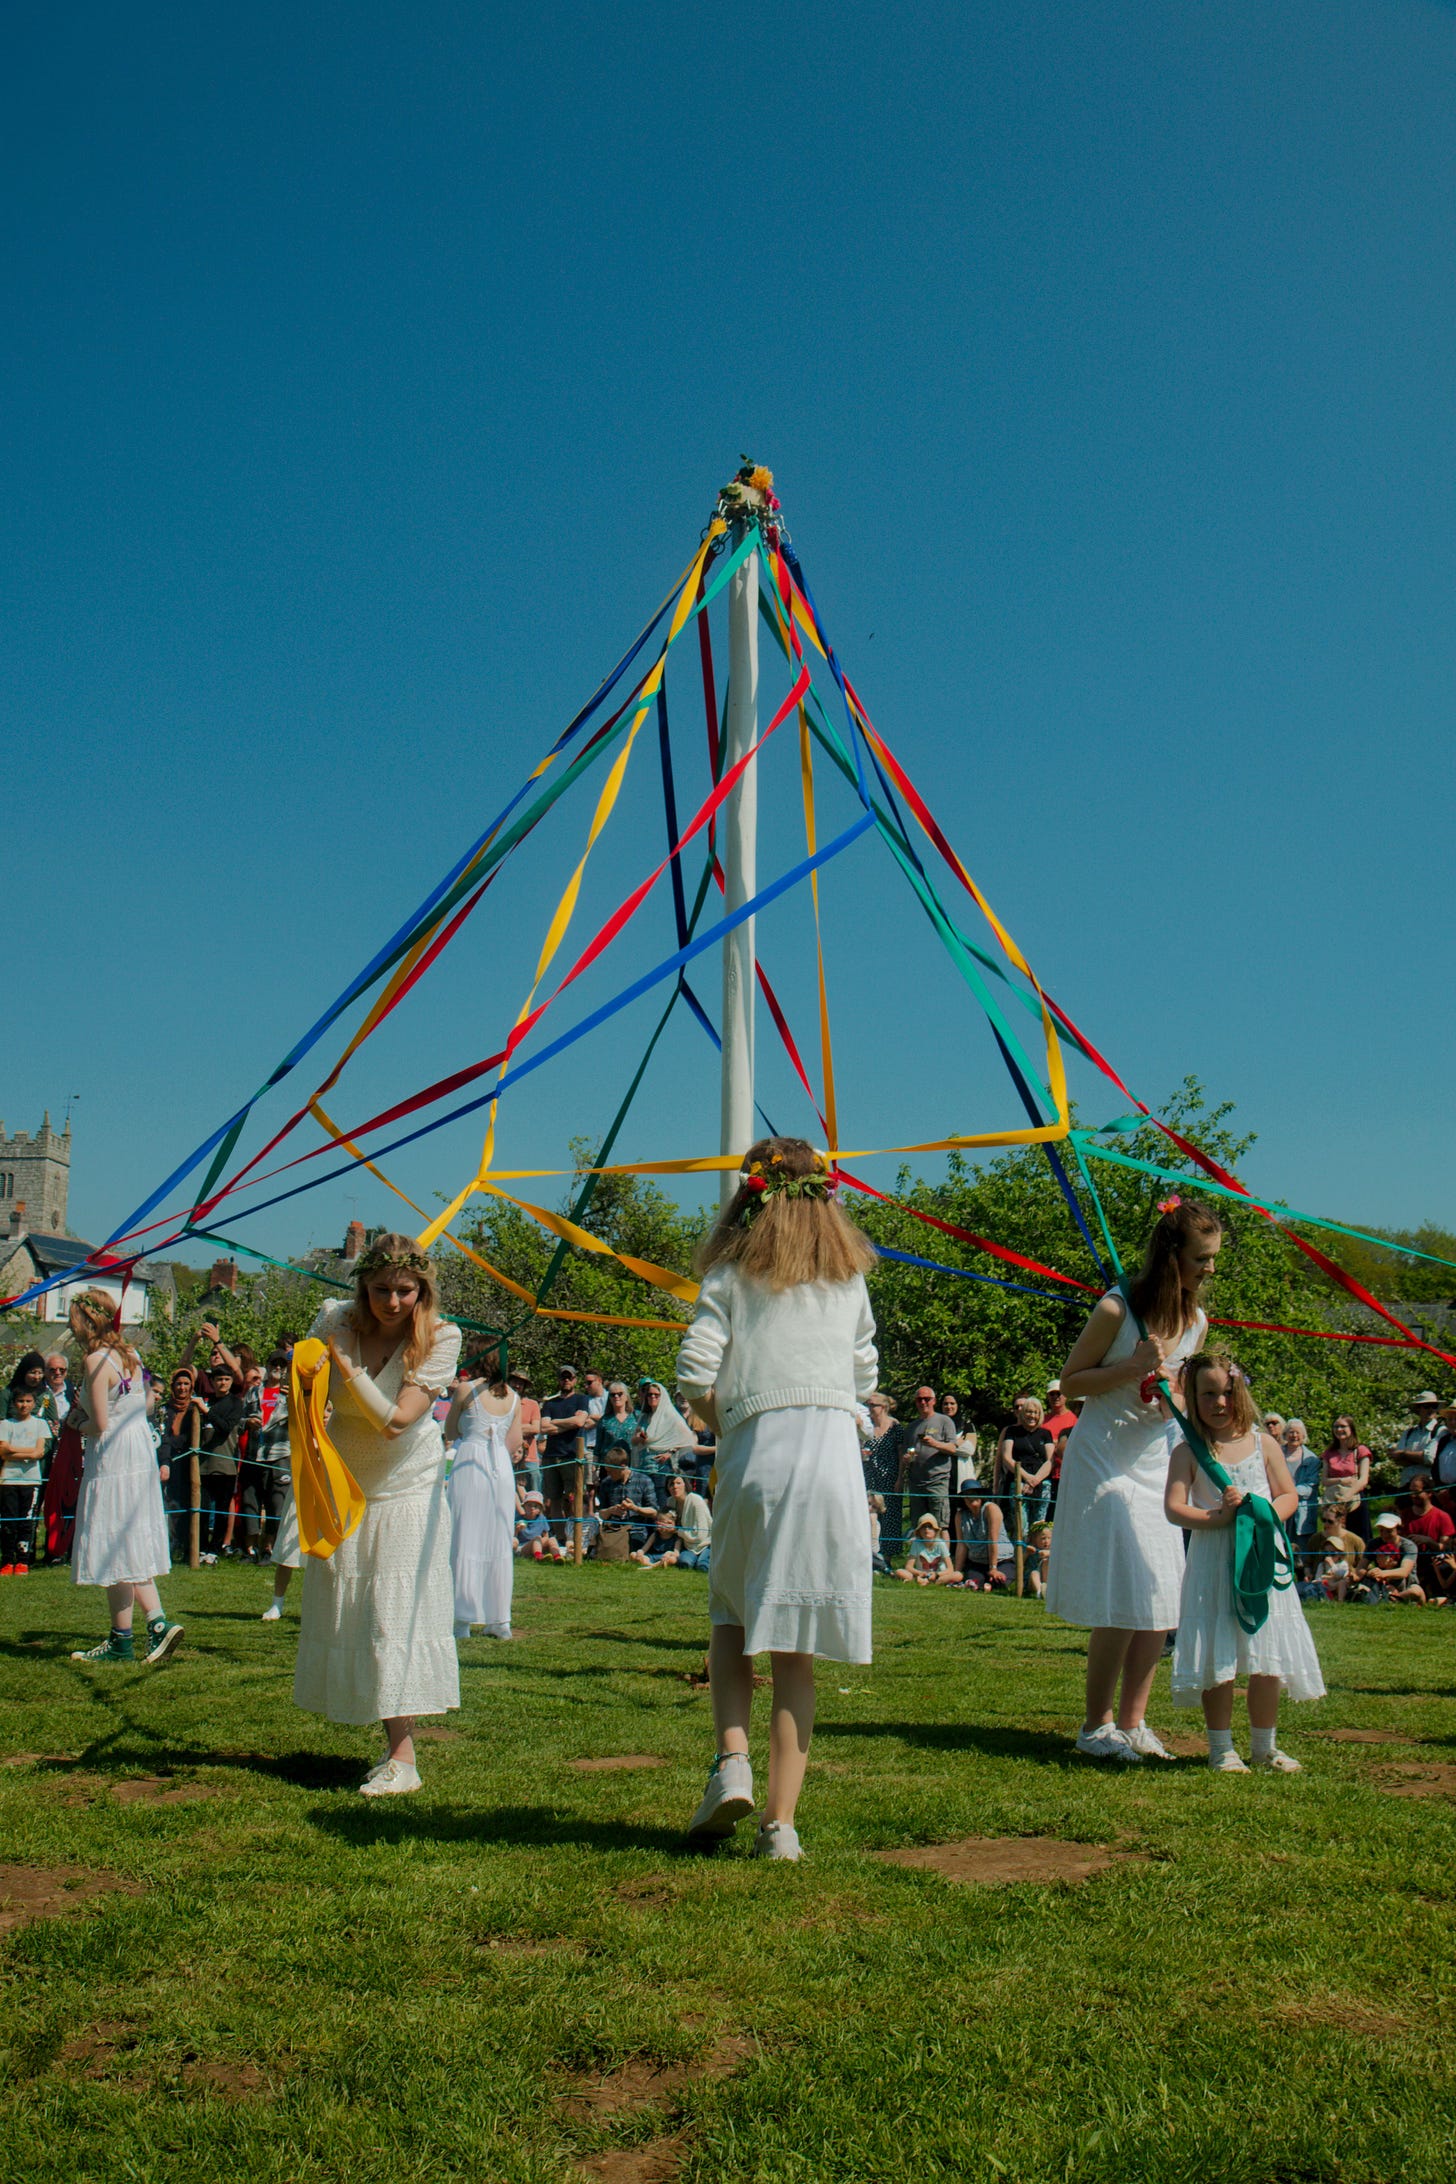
[292,1234,462,1796]
[1166,1351,1323,1770]
[1046,1199,1222,1763]
[675,1138,878,1862]
[66,1289,184,1666]
[445,1350,521,1640]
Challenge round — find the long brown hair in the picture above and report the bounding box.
[1182,1349,1257,1439]
[694,1137,876,1291]
[346,1232,441,1374]
[1126,1200,1221,1338]
[67,1289,140,1372]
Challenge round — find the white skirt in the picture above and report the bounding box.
[294,1479,459,1725]
[1172,1528,1326,1705]
[72,1415,171,1587]
[1045,1422,1185,1631]
[448,1437,515,1636]
[271,1487,302,1572]
[708,1406,871,1664]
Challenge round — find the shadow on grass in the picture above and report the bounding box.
[815,1719,1078,1765]
[307,1802,696,1854]
[18,1735,368,1792]
[579,1628,706,1653]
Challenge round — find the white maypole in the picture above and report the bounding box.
[719,507,760,1206]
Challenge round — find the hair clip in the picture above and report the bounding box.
[1156,1194,1182,1214]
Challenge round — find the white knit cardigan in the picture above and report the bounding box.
[674,1261,878,1435]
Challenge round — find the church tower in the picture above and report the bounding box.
[0,1113,71,1236]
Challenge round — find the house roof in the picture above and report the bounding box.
[13,1233,161,1283]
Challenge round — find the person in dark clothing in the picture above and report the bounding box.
[157,1367,201,1560]
[197,1367,244,1559]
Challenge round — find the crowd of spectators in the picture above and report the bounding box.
[3,1329,1455,1614]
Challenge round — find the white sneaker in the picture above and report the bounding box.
[754,1821,803,1862]
[359,1758,422,1797]
[1123,1723,1174,1760]
[1075,1723,1143,1764]
[687,1752,755,1839]
[260,1602,283,1622]
[1251,1747,1302,1773]
[1208,1747,1250,1773]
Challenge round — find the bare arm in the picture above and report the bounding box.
[444,1381,476,1442]
[1356,1456,1370,1495]
[1061,1295,1164,1401]
[1165,1446,1243,1531]
[84,1350,113,1436]
[1260,1436,1300,1525]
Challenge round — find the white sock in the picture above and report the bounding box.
[1207,1727,1234,1760]
[1250,1725,1277,1760]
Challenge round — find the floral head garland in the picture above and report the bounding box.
[714,458,786,549]
[737,1148,837,1227]
[354,1240,433,1282]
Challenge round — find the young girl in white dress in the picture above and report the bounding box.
[445,1349,521,1641]
[292,1235,462,1795]
[66,1290,184,1666]
[1166,1351,1323,1771]
[675,1137,878,1862]
[1047,1199,1221,1763]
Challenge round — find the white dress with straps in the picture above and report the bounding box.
[448,1386,517,1637]
[72,1352,171,1587]
[293,1301,462,1725]
[1172,1438,1325,1704]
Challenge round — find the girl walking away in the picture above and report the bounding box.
[292,1235,461,1795]
[1165,1353,1324,1770]
[675,1138,878,1862]
[66,1290,184,1665]
[1046,1199,1222,1763]
[444,1350,521,1640]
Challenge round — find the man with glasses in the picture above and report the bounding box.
[904,1386,958,1538]
[43,1354,74,1424]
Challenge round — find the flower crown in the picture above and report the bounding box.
[353,1240,433,1281]
[737,1149,837,1226]
[714,458,786,548]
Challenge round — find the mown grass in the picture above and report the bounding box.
[0,1563,1452,2183]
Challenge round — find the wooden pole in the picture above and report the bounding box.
[573,1438,585,1567]
[188,1406,201,1570]
[1012,1468,1025,1598]
[719,520,759,1205]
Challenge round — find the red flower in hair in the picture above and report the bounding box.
[744,1174,768,1196]
[1156,1195,1181,1215]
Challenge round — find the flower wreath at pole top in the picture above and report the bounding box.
[737,1148,836,1226]
[714,458,786,548]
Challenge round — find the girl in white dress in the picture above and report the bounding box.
[292,1234,462,1795]
[445,1351,521,1640]
[1166,1351,1323,1771]
[1047,1199,1221,1763]
[66,1290,184,1667]
[675,1137,878,1862]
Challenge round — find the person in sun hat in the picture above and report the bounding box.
[893,1513,957,1585]
[1393,1395,1445,1489]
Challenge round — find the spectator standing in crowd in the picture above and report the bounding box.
[996,1394,1055,1533]
[596,1381,638,1468]
[292,1234,463,1797]
[1321,1416,1372,1547]
[596,1452,660,1553]
[1399,1474,1454,1601]
[903,1386,958,1535]
[954,1486,1011,1589]
[1262,1411,1286,1449]
[1356,1513,1423,1603]
[632,1379,698,1505]
[65,1289,183,1665]
[665,1471,713,1570]
[1394,1394,1445,1487]
[1434,1401,1456,1502]
[9,1351,57,1430]
[196,1365,244,1562]
[43,1353,74,1422]
[1048,1198,1223,1764]
[1281,1419,1321,1552]
[508,1372,542,1494]
[538,1364,590,1541]
[582,1367,607,1472]
[156,1367,200,1561]
[444,1349,521,1639]
[251,1354,292,1562]
[261,1441,304,1623]
[675,1136,878,1862]
[859,1392,909,1557]
[0,1386,53,1573]
[41,1352,85,1562]
[1043,1381,1078,1444]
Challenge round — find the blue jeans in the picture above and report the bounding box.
[676,1547,711,1571]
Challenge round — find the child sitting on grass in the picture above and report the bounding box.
[630,1510,683,1567]
[894,1513,958,1585]
[1025,1520,1052,1599]
[515,1491,566,1561]
[1165,1351,1324,1773]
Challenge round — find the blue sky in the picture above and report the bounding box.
[5,0,1454,1272]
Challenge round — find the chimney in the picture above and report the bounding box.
[209,1256,239,1293]
[343,1219,366,1262]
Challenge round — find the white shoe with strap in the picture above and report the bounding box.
[359,1757,422,1797]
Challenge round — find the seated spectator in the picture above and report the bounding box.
[1393,1393,1445,1488]
[629,1510,682,1567]
[596,1453,659,1552]
[665,1472,712,1570]
[1399,1473,1455,1601]
[1354,1513,1423,1604]
[515,1489,566,1561]
[1298,1513,1354,1604]
[954,1488,1012,1590]
[1025,1519,1052,1599]
[894,1514,958,1585]
[0,1386,53,1573]
[1281,1419,1321,1545]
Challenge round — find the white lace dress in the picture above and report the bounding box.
[1172,1439,1326,1705]
[1045,1294,1206,1631]
[293,1301,462,1725]
[448,1387,517,1637]
[72,1353,171,1587]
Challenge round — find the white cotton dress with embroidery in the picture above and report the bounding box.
[448,1387,517,1637]
[293,1301,462,1725]
[1171,1439,1325,1705]
[72,1356,171,1587]
[675,1262,878,1664]
[1045,1293,1206,1631]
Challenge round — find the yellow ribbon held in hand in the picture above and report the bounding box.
[288,1338,366,1560]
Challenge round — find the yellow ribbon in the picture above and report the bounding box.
[287,1339,366,1559]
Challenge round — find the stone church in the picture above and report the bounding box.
[0,1114,174,1326]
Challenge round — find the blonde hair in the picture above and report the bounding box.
[1183,1350,1257,1440]
[1015,1395,1045,1425]
[694,1137,876,1291]
[67,1289,139,1371]
[347,1232,441,1375]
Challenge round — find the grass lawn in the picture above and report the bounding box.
[0,1561,1452,2183]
